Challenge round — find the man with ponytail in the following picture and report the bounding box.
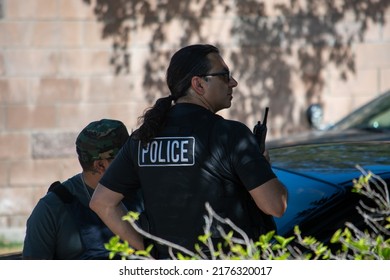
[90,44,288,259]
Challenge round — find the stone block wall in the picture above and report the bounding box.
[0,0,150,242]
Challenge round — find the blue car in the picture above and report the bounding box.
[271,141,390,241]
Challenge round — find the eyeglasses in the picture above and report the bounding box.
[198,71,233,83]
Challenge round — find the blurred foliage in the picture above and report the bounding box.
[82,0,390,133]
[0,238,23,254]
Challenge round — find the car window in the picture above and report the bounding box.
[365,108,390,129]
[332,91,390,130]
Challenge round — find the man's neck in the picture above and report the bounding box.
[81,171,100,190]
[177,94,215,113]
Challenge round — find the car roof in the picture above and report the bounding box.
[267,128,390,148]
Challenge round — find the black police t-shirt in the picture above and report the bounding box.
[100,103,276,256]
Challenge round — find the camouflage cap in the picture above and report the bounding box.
[76,119,129,163]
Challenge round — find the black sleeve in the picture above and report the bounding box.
[213,119,276,191]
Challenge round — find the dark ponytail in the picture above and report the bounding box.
[134,95,173,146]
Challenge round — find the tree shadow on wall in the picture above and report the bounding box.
[82,0,389,135]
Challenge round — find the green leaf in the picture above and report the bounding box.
[331,229,342,243]
[198,233,212,244]
[122,211,140,221]
[379,248,390,260]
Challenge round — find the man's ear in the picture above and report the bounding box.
[93,159,106,174]
[191,76,206,95]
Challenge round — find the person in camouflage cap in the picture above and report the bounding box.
[23,119,142,260]
[76,119,129,166]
